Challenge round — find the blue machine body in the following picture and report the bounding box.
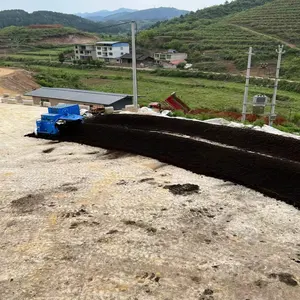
[36,104,83,135]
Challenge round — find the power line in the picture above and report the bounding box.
[96,21,134,32]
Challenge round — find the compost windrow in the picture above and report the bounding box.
[88,114,300,163]
[37,122,300,209]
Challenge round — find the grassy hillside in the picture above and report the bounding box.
[182,0,273,20]
[229,0,300,46]
[0,26,98,50]
[139,0,300,78]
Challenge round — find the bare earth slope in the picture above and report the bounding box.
[0,68,39,95]
[0,104,299,299]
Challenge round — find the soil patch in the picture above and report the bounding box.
[42,147,55,154]
[123,220,157,233]
[103,150,133,159]
[35,34,98,45]
[164,184,200,196]
[11,194,45,213]
[269,273,298,286]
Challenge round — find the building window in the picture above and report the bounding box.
[98,52,102,55]
[109,52,113,56]
[97,47,101,50]
[75,50,78,54]
[80,51,84,54]
[121,52,124,55]
[167,55,172,59]
[109,47,112,50]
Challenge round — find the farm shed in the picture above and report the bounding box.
[25,87,133,110]
[120,53,154,65]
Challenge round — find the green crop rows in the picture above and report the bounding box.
[229,0,300,46]
[139,0,300,77]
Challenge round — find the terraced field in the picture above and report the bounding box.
[140,0,300,75]
[229,0,300,47]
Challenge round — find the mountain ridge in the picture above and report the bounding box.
[0,8,190,34]
[76,8,137,19]
[83,7,190,22]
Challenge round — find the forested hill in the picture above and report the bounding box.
[0,8,189,34]
[0,10,100,32]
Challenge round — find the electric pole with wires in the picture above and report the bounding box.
[269,45,285,125]
[131,21,138,109]
[241,47,254,122]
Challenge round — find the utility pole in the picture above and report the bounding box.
[241,47,254,122]
[269,45,285,125]
[131,21,138,109]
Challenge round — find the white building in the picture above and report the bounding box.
[74,41,130,63]
[95,42,129,62]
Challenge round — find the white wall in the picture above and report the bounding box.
[96,43,129,59]
[74,43,130,61]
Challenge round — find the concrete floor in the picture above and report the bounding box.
[0,103,299,300]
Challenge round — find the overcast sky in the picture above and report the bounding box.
[0,0,225,14]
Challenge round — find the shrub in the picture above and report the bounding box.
[292,113,300,125]
[177,62,186,69]
[253,119,266,127]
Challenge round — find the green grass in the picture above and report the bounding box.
[2,60,300,129]
[21,64,299,119]
[3,54,55,61]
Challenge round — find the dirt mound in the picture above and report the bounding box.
[36,34,98,45]
[0,68,40,94]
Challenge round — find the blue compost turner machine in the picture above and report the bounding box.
[35,104,84,136]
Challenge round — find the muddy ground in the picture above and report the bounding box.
[0,103,300,300]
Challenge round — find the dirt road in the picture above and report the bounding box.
[0,103,299,300]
